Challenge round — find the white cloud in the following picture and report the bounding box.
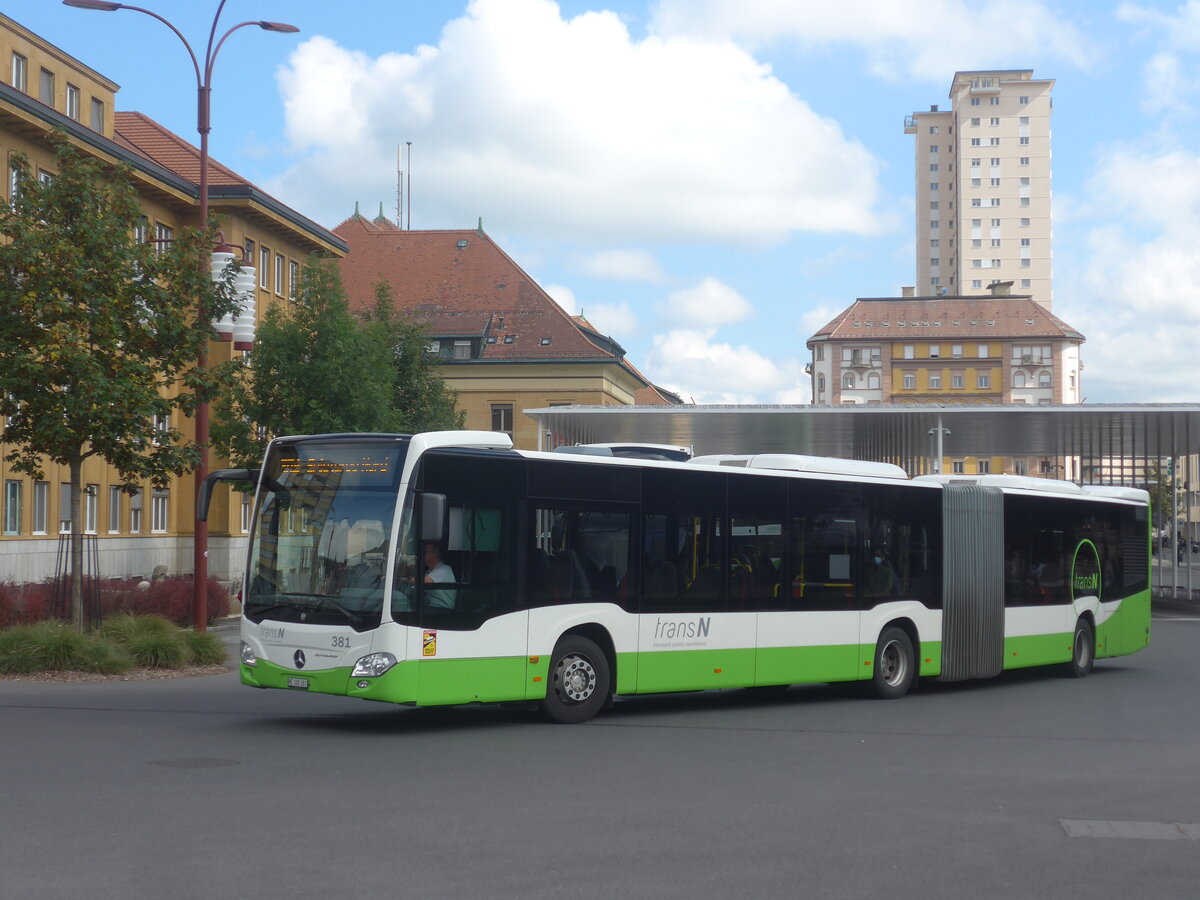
[650,0,1094,81]
[1118,3,1200,116]
[659,277,753,328]
[1059,145,1200,401]
[270,0,889,242]
[544,283,579,315]
[583,301,639,338]
[570,249,665,283]
[643,328,804,404]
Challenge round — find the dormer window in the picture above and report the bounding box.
[503,335,514,344]
[539,338,551,346]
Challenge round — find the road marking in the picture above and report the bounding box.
[1060,819,1199,841]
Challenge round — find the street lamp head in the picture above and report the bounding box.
[257,21,300,33]
[62,0,124,10]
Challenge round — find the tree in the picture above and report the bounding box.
[0,133,239,630]
[363,280,464,434]
[213,258,399,468]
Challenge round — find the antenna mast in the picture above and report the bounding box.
[406,141,412,230]
[396,144,402,227]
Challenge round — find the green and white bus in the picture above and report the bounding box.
[201,430,1151,723]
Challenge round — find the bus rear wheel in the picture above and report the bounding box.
[542,635,610,724]
[871,626,915,699]
[1064,618,1095,678]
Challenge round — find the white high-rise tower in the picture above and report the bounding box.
[905,70,1054,307]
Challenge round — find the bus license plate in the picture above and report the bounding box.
[287,677,309,689]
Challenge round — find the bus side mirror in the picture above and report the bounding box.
[420,493,447,543]
[198,468,256,522]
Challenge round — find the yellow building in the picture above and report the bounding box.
[0,13,346,584]
[333,213,679,451]
[807,285,1084,476]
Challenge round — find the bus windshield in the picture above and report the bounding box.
[244,437,409,631]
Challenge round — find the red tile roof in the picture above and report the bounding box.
[114,111,245,187]
[333,215,645,366]
[810,295,1084,342]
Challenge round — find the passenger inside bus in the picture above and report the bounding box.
[422,541,456,609]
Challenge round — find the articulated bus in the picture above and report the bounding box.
[200,431,1151,723]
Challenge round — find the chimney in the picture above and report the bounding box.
[901,286,915,298]
[987,281,1014,297]
[930,105,939,112]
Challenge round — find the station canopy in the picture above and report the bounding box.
[525,404,1200,473]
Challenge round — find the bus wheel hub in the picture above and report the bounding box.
[559,655,595,702]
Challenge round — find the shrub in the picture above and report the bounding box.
[27,621,94,670]
[79,640,135,675]
[99,612,175,646]
[183,630,227,666]
[126,632,187,668]
[0,625,41,674]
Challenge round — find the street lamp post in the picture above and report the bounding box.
[63,0,298,630]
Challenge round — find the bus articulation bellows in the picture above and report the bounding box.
[201,431,1151,724]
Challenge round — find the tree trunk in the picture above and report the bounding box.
[69,457,83,633]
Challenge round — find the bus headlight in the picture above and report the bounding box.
[353,652,397,678]
[240,641,258,667]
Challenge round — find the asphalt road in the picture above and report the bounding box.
[2,610,1198,900]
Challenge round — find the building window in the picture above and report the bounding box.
[928,374,942,389]
[152,414,170,445]
[867,372,880,389]
[1014,372,1026,388]
[989,137,1000,146]
[491,403,513,435]
[930,258,940,267]
[155,223,173,255]
[990,178,1001,187]
[817,373,825,393]
[971,280,982,289]
[90,97,104,131]
[978,344,989,358]
[929,163,939,172]
[82,485,98,534]
[1020,136,1029,145]
[11,53,27,92]
[59,484,72,534]
[990,97,1000,106]
[952,460,965,474]
[259,247,270,289]
[453,340,471,360]
[952,374,964,389]
[903,344,915,360]
[970,97,980,106]
[971,198,982,207]
[32,482,48,534]
[4,480,21,535]
[989,117,1000,126]
[66,83,80,120]
[978,374,991,388]
[1039,372,1052,387]
[903,373,916,390]
[1020,279,1031,288]
[289,260,299,300]
[1019,96,1029,105]
[978,460,991,474]
[970,138,981,146]
[929,220,939,229]
[1020,218,1030,227]
[930,202,939,210]
[843,373,855,389]
[1019,156,1029,166]
[1020,197,1030,207]
[108,486,122,533]
[39,68,54,105]
[151,489,169,533]
[929,126,939,134]
[929,145,938,154]
[970,117,981,126]
[240,493,252,533]
[130,489,143,534]
[929,344,940,358]
[274,253,285,294]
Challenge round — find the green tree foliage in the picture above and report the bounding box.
[363,280,464,434]
[0,134,238,630]
[214,260,461,468]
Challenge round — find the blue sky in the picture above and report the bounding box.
[15,0,1200,403]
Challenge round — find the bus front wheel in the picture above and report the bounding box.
[1064,618,1095,678]
[871,626,915,699]
[542,635,610,724]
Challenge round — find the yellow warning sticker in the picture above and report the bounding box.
[422,630,437,657]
